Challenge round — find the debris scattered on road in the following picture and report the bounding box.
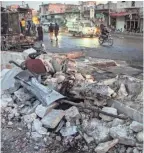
[1,50,143,153]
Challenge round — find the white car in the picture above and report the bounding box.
[66,20,95,37]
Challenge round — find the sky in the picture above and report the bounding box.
[2,1,108,10]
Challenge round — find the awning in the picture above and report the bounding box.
[110,12,129,17]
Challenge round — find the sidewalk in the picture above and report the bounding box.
[112,32,143,39]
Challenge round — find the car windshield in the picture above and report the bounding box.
[84,23,92,27]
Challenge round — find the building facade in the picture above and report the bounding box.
[111,1,143,32]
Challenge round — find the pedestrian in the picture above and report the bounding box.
[37,24,43,41]
[20,18,26,34]
[54,23,59,41]
[49,23,54,42]
[27,20,31,35]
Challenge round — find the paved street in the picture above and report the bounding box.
[43,33,143,65]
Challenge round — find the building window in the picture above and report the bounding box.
[131,1,135,7]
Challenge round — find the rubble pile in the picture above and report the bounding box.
[1,50,143,153]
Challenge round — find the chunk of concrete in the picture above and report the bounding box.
[1,67,22,91]
[33,119,47,135]
[94,139,119,153]
[60,126,77,136]
[130,121,143,133]
[117,83,128,99]
[14,88,34,102]
[84,84,115,98]
[107,100,143,123]
[83,133,94,144]
[65,106,80,121]
[41,109,64,129]
[35,104,47,118]
[99,107,117,121]
[1,94,13,108]
[136,131,143,142]
[23,113,37,124]
[110,125,136,146]
[31,131,43,141]
[75,73,85,81]
[112,118,124,127]
[84,119,110,144]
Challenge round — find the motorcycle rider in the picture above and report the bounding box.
[100,24,109,40]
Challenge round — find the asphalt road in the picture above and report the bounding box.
[43,33,143,64]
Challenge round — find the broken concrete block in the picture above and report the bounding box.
[84,84,115,98]
[112,118,124,127]
[65,106,80,121]
[94,139,119,153]
[41,109,64,129]
[110,125,136,146]
[130,121,143,133]
[35,104,47,118]
[1,67,22,91]
[83,133,94,144]
[117,83,128,99]
[23,113,37,124]
[33,119,47,135]
[60,126,77,136]
[99,107,117,121]
[75,73,85,81]
[31,131,43,141]
[136,131,143,142]
[1,94,13,108]
[133,148,140,153]
[14,88,34,102]
[57,75,65,83]
[84,119,110,144]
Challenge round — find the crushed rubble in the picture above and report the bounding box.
[1,50,143,153]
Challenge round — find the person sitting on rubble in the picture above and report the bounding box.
[100,24,109,40]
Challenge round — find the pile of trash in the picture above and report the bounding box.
[1,50,143,153]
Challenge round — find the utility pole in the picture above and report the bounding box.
[108,1,111,26]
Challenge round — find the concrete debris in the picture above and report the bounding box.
[112,118,124,127]
[130,121,143,133]
[33,119,47,135]
[14,88,34,102]
[99,107,118,121]
[1,67,22,91]
[41,109,64,129]
[23,113,37,124]
[1,52,143,153]
[83,133,94,144]
[133,148,140,153]
[35,104,47,118]
[136,131,143,142]
[117,83,128,99]
[84,119,110,144]
[83,84,115,98]
[94,139,119,153]
[110,125,136,146]
[60,126,77,136]
[65,106,80,121]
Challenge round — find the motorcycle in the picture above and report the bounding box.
[98,33,113,46]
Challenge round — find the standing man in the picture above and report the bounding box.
[54,23,59,41]
[20,18,26,34]
[37,24,43,41]
[49,23,54,42]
